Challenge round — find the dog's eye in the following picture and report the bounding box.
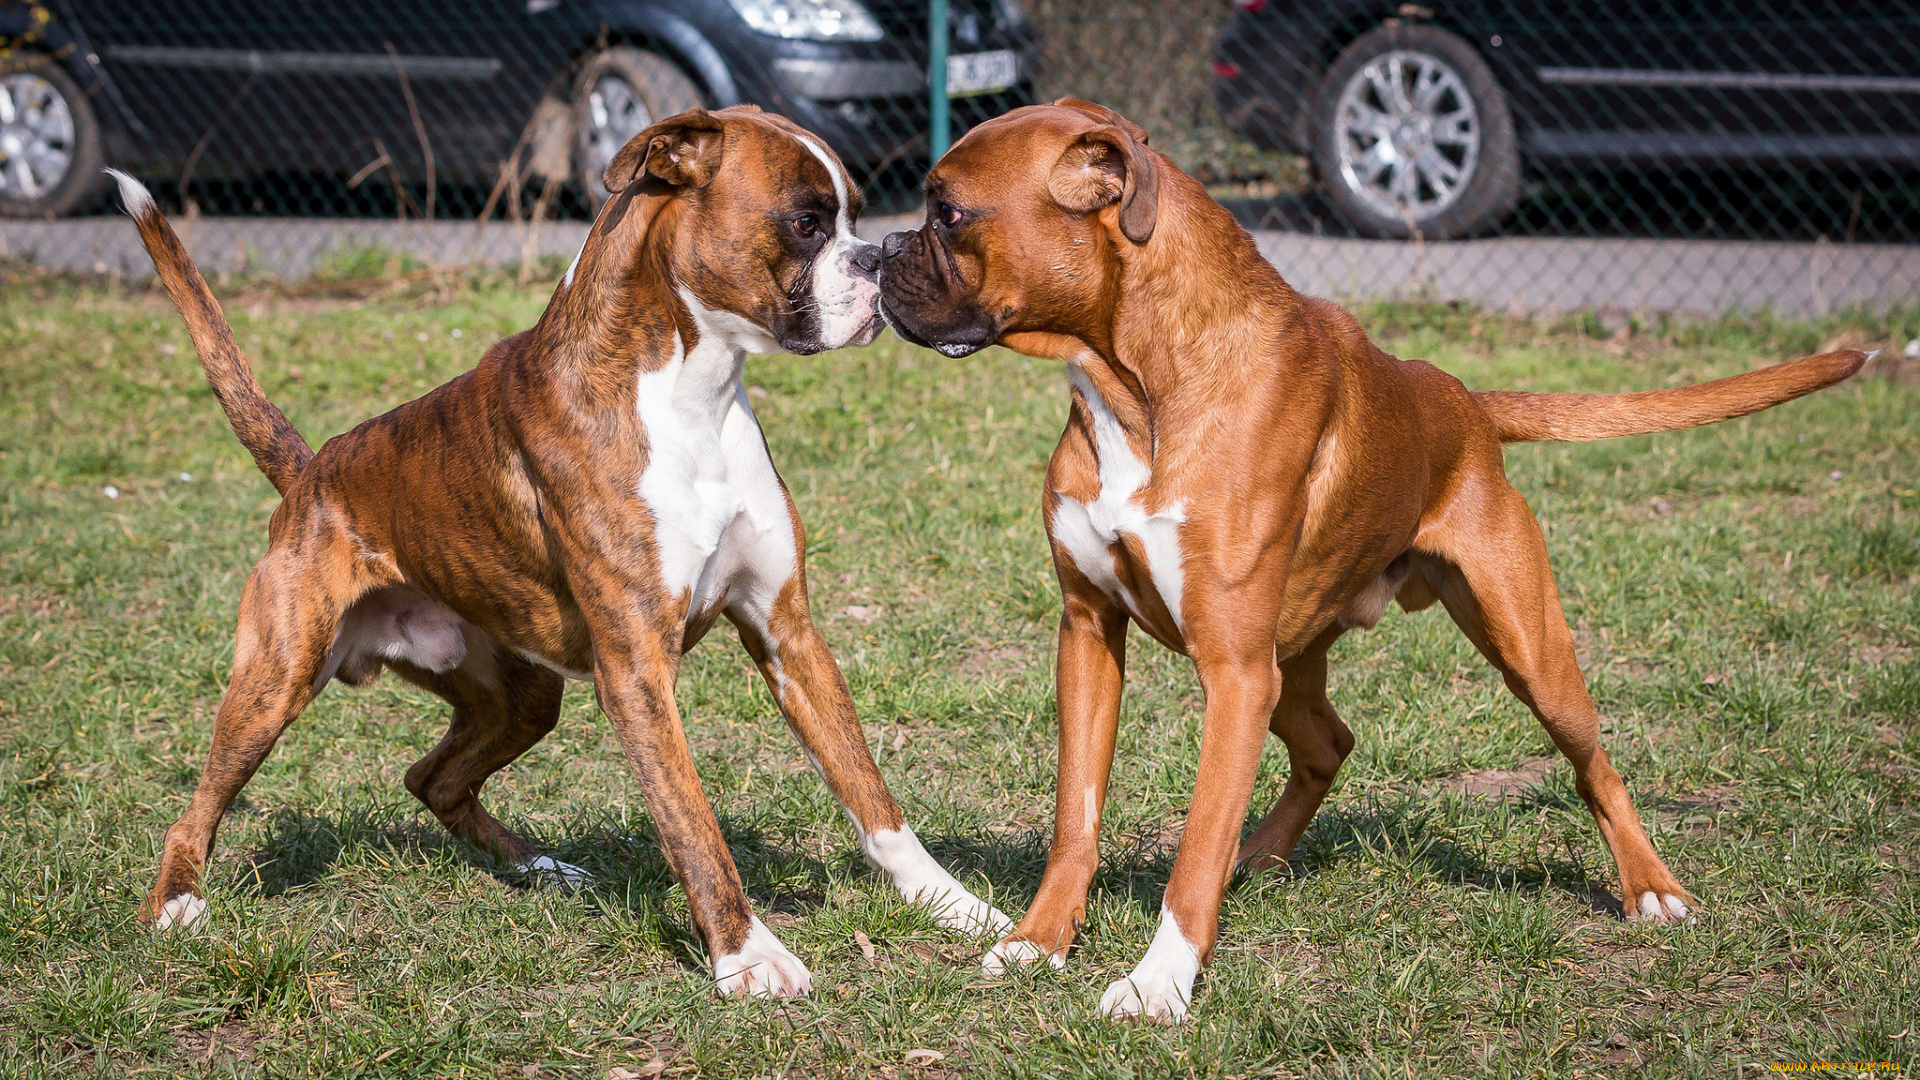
[792,214,823,239]
[936,201,964,229]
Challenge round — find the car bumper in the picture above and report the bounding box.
[771,57,925,99]
[784,84,1036,172]
[722,16,1040,171]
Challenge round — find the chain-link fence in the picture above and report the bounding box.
[2,0,1916,315]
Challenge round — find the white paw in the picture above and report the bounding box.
[913,884,1014,936]
[1099,973,1193,1022]
[862,826,1012,936]
[713,917,813,999]
[1097,906,1200,1023]
[981,937,1066,974]
[154,894,208,932]
[1629,890,1692,923]
[516,854,593,888]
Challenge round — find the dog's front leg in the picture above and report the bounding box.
[729,597,1011,937]
[591,619,812,999]
[984,580,1129,974]
[1099,638,1281,1023]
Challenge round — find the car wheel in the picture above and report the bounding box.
[1310,24,1519,239]
[0,60,103,219]
[574,47,704,215]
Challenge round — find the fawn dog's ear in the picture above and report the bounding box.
[604,110,726,196]
[1051,97,1152,147]
[1046,107,1160,245]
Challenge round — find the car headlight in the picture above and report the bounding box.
[726,0,884,42]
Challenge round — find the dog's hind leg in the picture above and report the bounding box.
[1418,477,1692,923]
[1236,628,1354,873]
[141,550,347,930]
[395,644,573,883]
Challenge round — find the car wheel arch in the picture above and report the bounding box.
[0,53,106,218]
[1308,19,1522,237]
[1253,5,1411,157]
[561,6,740,109]
[1306,12,1497,90]
[1307,14,1513,130]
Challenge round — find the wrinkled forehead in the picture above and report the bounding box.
[928,106,1097,203]
[719,111,860,216]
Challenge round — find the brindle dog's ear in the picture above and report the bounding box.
[1047,123,1161,244]
[604,110,726,195]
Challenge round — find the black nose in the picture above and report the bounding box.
[881,230,912,259]
[850,243,880,276]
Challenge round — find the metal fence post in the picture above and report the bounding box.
[929,0,950,159]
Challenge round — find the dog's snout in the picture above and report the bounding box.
[849,242,881,277]
[881,230,913,260]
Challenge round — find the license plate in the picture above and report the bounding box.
[946,50,1018,97]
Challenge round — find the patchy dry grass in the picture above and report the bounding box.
[1,272,1916,1077]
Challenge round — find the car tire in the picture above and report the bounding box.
[0,60,104,220]
[573,47,704,215]
[1309,23,1519,239]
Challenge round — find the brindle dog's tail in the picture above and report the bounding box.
[108,169,313,493]
[1473,350,1866,444]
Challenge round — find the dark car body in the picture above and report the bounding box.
[2,0,1035,194]
[1215,0,1920,167]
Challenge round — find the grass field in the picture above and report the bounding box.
[1,267,1916,1078]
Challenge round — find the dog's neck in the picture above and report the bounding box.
[532,193,761,402]
[1028,175,1304,461]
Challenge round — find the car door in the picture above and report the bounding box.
[214,0,563,186]
[77,0,560,190]
[73,0,273,170]
[1715,2,1920,161]
[1449,0,1920,163]
[1438,0,1714,160]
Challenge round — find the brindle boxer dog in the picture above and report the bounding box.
[110,104,1009,999]
[876,98,1863,1021]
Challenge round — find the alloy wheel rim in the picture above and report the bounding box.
[1333,49,1480,224]
[580,74,654,190]
[0,73,77,201]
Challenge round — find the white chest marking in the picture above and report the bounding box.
[635,291,798,636]
[1049,364,1187,631]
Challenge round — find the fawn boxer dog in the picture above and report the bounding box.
[876,98,1863,1020]
[112,104,1009,998]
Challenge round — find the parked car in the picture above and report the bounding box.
[1213,0,1920,238]
[0,0,1037,219]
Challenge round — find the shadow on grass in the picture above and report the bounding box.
[228,784,1628,957]
[230,803,1042,968]
[1273,788,1627,917]
[986,786,1628,925]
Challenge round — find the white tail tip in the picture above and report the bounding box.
[104,168,155,218]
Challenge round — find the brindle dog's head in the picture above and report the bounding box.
[593,105,882,354]
[876,99,1160,358]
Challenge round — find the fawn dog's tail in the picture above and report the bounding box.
[1472,350,1867,444]
[108,169,312,493]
